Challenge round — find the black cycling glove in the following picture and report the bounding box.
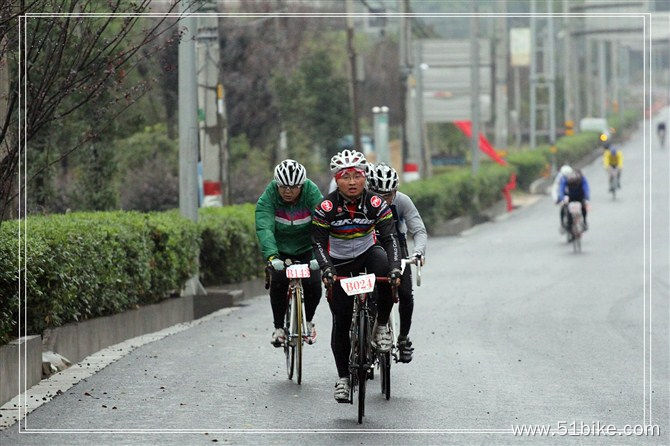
[322,266,335,287]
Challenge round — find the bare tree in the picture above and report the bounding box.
[0,0,183,221]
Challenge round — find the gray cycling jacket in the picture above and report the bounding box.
[392,191,427,256]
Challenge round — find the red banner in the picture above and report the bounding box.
[453,120,516,211]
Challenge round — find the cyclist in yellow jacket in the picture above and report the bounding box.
[602,142,623,191]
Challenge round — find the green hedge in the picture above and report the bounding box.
[507,149,548,191]
[506,131,602,191]
[198,204,264,286]
[400,162,513,234]
[474,162,516,210]
[0,211,199,345]
[551,131,601,166]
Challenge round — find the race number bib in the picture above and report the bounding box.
[286,264,311,279]
[339,274,376,296]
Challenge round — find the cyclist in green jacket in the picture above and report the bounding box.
[255,159,324,347]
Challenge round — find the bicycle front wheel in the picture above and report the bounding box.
[357,310,368,424]
[295,285,304,385]
[285,294,295,380]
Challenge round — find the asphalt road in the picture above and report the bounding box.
[1,114,668,445]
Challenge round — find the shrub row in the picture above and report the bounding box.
[608,109,640,139]
[198,204,264,286]
[0,211,199,345]
[506,131,602,191]
[400,162,514,233]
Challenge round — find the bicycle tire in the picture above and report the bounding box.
[295,284,303,385]
[357,309,367,424]
[382,351,391,400]
[379,352,386,395]
[285,293,295,380]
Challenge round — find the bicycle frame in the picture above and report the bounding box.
[265,261,313,384]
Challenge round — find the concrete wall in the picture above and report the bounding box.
[41,296,194,365]
[0,336,42,406]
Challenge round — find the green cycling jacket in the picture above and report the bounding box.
[255,179,323,260]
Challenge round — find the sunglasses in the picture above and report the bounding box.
[278,185,301,192]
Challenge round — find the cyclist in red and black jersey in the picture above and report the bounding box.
[311,149,401,402]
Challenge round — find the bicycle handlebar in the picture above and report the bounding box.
[264,259,319,290]
[401,256,423,287]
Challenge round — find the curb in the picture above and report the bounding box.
[0,307,240,430]
[0,284,254,408]
[429,199,510,237]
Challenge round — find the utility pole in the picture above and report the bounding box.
[197,1,229,206]
[399,0,409,175]
[562,0,575,128]
[547,0,556,150]
[178,2,204,296]
[530,0,537,149]
[416,56,431,177]
[494,0,509,150]
[514,65,521,147]
[598,39,607,119]
[611,40,622,122]
[470,3,480,173]
[510,26,527,147]
[585,39,593,117]
[546,0,557,174]
[346,0,361,150]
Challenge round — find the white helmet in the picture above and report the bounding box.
[274,159,306,186]
[560,164,573,177]
[329,150,368,175]
[368,163,399,193]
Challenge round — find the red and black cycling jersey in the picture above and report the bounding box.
[311,189,401,271]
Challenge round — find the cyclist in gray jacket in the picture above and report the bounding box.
[368,163,427,363]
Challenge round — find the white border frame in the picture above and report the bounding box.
[13,9,658,436]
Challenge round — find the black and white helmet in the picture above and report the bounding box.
[274,159,306,186]
[368,163,399,193]
[329,150,368,175]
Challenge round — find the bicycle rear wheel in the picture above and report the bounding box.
[357,310,367,424]
[379,351,391,400]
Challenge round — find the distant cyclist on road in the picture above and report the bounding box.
[558,169,591,237]
[658,121,666,147]
[367,162,427,363]
[551,164,573,233]
[312,149,401,402]
[255,159,323,347]
[602,142,623,190]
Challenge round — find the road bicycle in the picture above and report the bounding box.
[329,273,397,424]
[566,201,584,253]
[607,166,619,200]
[265,260,316,385]
[658,124,666,148]
[379,256,423,400]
